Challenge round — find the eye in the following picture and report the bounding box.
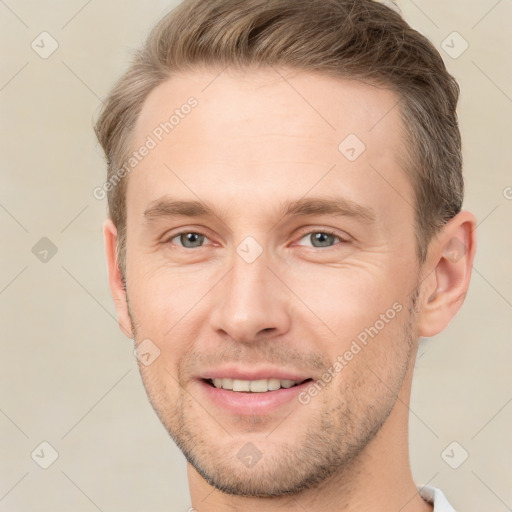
[296,230,345,248]
[169,232,208,248]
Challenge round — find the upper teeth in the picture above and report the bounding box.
[212,378,300,392]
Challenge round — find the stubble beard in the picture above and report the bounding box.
[127,290,419,497]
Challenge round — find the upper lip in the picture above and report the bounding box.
[199,367,311,382]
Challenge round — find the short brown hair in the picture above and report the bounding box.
[95,0,463,275]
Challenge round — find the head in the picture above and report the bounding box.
[95,0,476,499]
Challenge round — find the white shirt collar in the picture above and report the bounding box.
[417,484,456,511]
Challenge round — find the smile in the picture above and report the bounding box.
[207,377,310,392]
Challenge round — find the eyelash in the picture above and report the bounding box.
[164,228,349,249]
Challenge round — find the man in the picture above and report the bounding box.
[94,0,476,510]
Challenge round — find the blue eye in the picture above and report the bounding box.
[166,229,345,250]
[170,232,207,248]
[297,231,342,248]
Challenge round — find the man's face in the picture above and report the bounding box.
[123,68,422,496]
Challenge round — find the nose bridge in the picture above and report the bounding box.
[210,244,290,343]
[230,249,270,309]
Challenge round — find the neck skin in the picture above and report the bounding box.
[187,345,433,512]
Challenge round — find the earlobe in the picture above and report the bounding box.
[417,210,477,338]
[103,219,133,338]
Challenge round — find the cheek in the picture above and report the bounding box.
[128,262,209,328]
[126,270,209,389]
[285,262,406,334]
[137,359,184,429]
[328,307,414,411]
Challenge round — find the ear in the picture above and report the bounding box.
[417,210,477,337]
[103,219,133,338]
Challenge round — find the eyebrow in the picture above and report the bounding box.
[281,197,376,223]
[143,196,376,224]
[144,199,213,220]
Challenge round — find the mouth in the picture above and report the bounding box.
[203,377,313,393]
[197,374,314,415]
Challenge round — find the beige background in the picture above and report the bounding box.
[0,1,511,511]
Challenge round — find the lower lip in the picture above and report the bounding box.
[197,379,311,415]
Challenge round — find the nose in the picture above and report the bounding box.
[209,247,291,344]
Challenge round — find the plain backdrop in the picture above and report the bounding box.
[1,1,511,511]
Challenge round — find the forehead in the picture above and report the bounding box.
[134,67,403,151]
[127,67,413,226]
